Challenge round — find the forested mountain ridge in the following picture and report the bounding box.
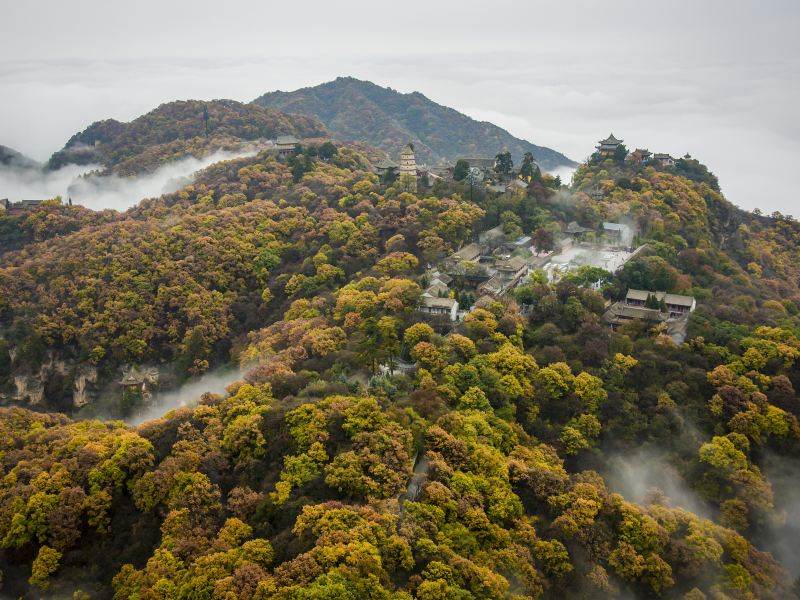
[2,141,800,598]
[41,80,576,177]
[0,143,483,414]
[253,77,576,170]
[0,201,120,257]
[569,156,800,322]
[0,144,41,169]
[46,100,328,175]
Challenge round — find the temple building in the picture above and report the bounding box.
[458,157,496,170]
[417,296,459,321]
[119,366,160,402]
[275,135,299,157]
[495,256,528,283]
[1,198,46,215]
[653,153,675,167]
[631,148,652,163]
[565,221,592,239]
[373,157,399,178]
[602,290,696,342]
[596,134,624,158]
[588,186,605,200]
[624,289,695,318]
[603,222,633,246]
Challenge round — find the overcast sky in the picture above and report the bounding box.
[1,0,798,214]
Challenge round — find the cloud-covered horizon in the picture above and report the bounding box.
[1,0,798,214]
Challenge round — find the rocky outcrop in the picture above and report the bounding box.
[12,354,70,405]
[14,374,45,405]
[73,365,99,408]
[4,349,105,410]
[2,342,163,412]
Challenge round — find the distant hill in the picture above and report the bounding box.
[47,100,328,175]
[253,76,575,170]
[0,145,41,170]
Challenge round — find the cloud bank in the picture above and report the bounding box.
[0,149,256,211]
[1,1,797,212]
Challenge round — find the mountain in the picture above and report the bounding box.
[3,137,800,598]
[253,77,575,170]
[43,81,575,177]
[0,145,41,170]
[46,99,328,175]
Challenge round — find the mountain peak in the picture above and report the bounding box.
[253,78,575,170]
[47,99,328,174]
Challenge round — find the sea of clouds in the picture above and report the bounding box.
[0,149,256,211]
[1,0,797,214]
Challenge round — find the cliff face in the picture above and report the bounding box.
[13,374,44,406]
[3,349,162,415]
[10,354,69,407]
[72,365,99,408]
[6,353,99,410]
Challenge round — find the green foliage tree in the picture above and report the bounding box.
[453,159,470,181]
[29,545,61,590]
[519,152,537,180]
[494,151,513,177]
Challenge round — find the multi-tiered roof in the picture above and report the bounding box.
[596,133,624,155]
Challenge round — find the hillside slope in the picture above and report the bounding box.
[46,100,328,175]
[0,145,41,170]
[3,143,800,598]
[253,77,575,170]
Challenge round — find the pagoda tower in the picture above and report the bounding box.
[399,143,417,177]
[398,142,418,191]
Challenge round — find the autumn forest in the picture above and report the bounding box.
[2,92,800,600]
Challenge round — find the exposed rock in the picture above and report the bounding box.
[73,365,99,408]
[14,375,45,405]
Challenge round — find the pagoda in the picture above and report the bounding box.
[596,134,624,158]
[399,143,417,178]
[398,143,418,191]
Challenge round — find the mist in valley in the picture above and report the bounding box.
[760,453,800,580]
[0,148,257,211]
[126,365,244,426]
[602,448,711,517]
